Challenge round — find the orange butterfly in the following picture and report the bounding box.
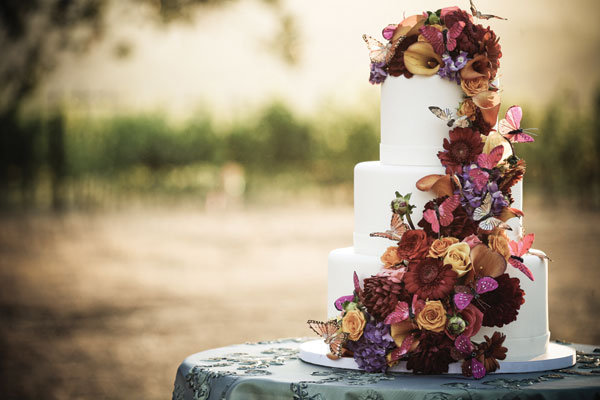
[307,319,349,358]
[370,213,409,241]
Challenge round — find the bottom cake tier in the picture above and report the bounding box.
[327,246,550,362]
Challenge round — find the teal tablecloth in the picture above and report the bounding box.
[173,338,600,400]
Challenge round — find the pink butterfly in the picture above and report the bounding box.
[453,277,498,310]
[508,233,535,281]
[498,106,536,143]
[384,294,425,325]
[419,21,465,55]
[423,194,460,233]
[370,213,409,241]
[469,145,504,191]
[453,334,486,379]
[388,333,417,362]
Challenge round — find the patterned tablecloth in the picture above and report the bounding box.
[173,338,600,400]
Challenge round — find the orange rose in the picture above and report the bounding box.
[428,237,459,258]
[341,309,366,341]
[381,246,402,269]
[461,76,490,97]
[458,98,478,121]
[416,300,447,333]
[488,231,511,261]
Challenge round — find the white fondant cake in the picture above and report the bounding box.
[326,75,548,362]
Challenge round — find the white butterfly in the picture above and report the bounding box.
[362,34,405,64]
[428,106,471,129]
[472,193,511,232]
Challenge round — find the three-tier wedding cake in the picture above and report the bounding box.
[302,5,574,378]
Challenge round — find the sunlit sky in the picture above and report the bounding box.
[44,0,600,119]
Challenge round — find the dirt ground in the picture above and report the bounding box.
[0,199,598,400]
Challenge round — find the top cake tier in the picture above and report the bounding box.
[380,75,464,166]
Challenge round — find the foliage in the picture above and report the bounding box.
[1,90,599,209]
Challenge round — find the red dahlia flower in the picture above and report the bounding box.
[396,229,430,261]
[475,273,524,327]
[406,332,454,374]
[437,127,484,174]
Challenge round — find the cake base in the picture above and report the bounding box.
[299,339,575,374]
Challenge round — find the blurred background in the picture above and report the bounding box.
[0,0,599,399]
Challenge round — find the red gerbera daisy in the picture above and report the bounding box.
[404,258,458,300]
[437,127,484,174]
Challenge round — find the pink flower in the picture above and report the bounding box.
[463,234,483,249]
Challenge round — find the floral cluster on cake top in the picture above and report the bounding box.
[308,3,547,379]
[364,2,504,137]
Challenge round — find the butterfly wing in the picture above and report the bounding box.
[472,193,492,221]
[307,320,339,340]
[384,301,410,324]
[480,145,504,169]
[469,168,489,191]
[454,292,474,310]
[411,294,425,316]
[362,34,389,64]
[419,25,445,55]
[478,216,508,232]
[429,106,452,123]
[423,208,440,233]
[455,334,474,354]
[370,213,408,241]
[388,333,416,362]
[506,106,523,130]
[471,358,487,379]
[446,21,465,51]
[439,194,460,226]
[512,132,535,143]
[475,277,498,294]
[453,116,471,128]
[328,331,349,357]
[509,233,535,256]
[334,295,355,311]
[508,257,535,281]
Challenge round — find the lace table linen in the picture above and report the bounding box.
[173,338,600,400]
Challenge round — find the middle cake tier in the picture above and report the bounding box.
[354,161,525,257]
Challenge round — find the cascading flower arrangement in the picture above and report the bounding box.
[308,4,545,379]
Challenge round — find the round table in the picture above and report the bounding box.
[173,338,600,400]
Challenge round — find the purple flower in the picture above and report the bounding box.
[438,52,469,84]
[369,62,387,84]
[347,321,395,372]
[457,166,508,217]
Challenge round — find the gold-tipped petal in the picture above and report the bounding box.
[473,90,501,126]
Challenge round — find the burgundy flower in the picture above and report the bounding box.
[404,258,457,300]
[475,273,524,327]
[396,230,431,261]
[478,331,507,373]
[437,127,484,174]
[472,107,493,136]
[387,35,418,78]
[482,29,501,79]
[418,198,479,241]
[360,275,410,321]
[406,332,454,374]
[460,304,483,337]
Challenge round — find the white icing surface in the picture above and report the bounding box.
[327,247,549,361]
[380,75,464,166]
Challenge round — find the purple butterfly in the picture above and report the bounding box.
[453,277,498,310]
[452,334,486,379]
[334,295,355,311]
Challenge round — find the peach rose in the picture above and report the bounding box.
[416,300,447,333]
[458,98,478,121]
[461,76,490,97]
[488,231,511,261]
[341,309,366,341]
[381,246,402,269]
[443,242,472,277]
[428,237,459,258]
